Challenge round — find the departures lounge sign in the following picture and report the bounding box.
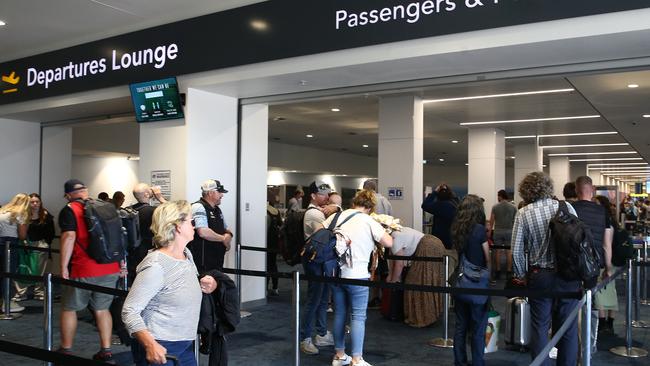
[1,0,648,105]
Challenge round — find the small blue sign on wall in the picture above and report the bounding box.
[387,187,403,200]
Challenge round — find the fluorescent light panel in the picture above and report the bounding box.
[548,151,637,156]
[542,143,629,149]
[423,88,574,103]
[587,163,648,168]
[460,115,601,126]
[570,158,644,162]
[505,131,618,139]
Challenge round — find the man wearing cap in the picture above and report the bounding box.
[188,179,233,272]
[57,179,121,362]
[300,180,337,354]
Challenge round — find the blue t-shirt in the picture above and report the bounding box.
[462,224,487,267]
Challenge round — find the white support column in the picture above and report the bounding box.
[41,126,72,221]
[588,169,602,186]
[378,95,423,231]
[468,128,505,214]
[550,156,571,198]
[513,141,542,204]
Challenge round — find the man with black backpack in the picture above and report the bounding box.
[58,179,122,363]
[128,183,167,282]
[511,172,580,366]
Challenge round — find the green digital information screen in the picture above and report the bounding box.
[129,77,184,123]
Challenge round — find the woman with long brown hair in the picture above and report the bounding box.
[451,194,490,366]
[0,193,30,312]
[14,193,55,301]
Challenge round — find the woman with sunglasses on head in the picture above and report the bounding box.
[122,200,218,366]
[14,193,55,301]
[0,193,30,312]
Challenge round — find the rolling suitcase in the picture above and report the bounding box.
[380,288,404,321]
[504,297,531,350]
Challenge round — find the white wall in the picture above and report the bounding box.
[240,104,268,303]
[269,142,377,176]
[73,122,139,155]
[0,118,40,203]
[139,119,187,201]
[41,126,72,225]
[71,155,139,206]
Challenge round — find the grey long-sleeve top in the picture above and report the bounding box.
[122,248,202,341]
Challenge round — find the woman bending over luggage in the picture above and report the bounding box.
[0,193,30,312]
[122,200,218,366]
[451,194,490,366]
[325,190,393,366]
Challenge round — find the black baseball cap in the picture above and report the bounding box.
[64,179,87,194]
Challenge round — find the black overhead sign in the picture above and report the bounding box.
[1,0,648,105]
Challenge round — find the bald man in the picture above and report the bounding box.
[128,183,167,281]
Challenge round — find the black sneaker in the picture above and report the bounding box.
[93,349,114,364]
[367,298,381,309]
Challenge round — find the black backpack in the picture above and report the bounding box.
[302,211,359,265]
[73,199,126,264]
[120,207,141,250]
[612,227,635,267]
[280,207,317,266]
[551,201,601,282]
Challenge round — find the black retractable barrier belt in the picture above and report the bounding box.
[0,271,44,283]
[240,246,275,253]
[635,260,650,267]
[384,255,443,262]
[8,243,61,254]
[490,245,511,250]
[220,267,582,299]
[590,267,625,293]
[53,277,128,298]
[0,339,113,366]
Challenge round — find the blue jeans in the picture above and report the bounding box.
[131,339,195,366]
[332,282,369,357]
[453,300,488,366]
[0,237,19,299]
[528,270,580,366]
[300,261,330,340]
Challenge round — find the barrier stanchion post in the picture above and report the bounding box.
[610,258,648,357]
[642,238,648,306]
[0,240,21,320]
[632,248,648,328]
[582,289,592,366]
[429,255,453,348]
[43,273,53,366]
[195,333,200,365]
[292,271,300,366]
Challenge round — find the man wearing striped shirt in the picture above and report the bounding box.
[511,172,579,366]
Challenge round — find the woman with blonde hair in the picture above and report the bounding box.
[325,190,393,366]
[122,200,218,366]
[0,193,30,312]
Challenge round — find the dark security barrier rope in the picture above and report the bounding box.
[8,243,61,254]
[0,272,128,298]
[0,339,113,366]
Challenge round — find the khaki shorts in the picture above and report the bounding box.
[62,273,120,311]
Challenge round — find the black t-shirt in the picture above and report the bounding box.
[131,202,155,244]
[463,223,487,267]
[58,206,77,232]
[572,200,608,249]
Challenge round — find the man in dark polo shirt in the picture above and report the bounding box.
[572,175,610,355]
[58,179,121,362]
[188,179,233,272]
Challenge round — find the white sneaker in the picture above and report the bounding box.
[314,331,335,346]
[332,353,352,366]
[300,338,319,355]
[8,300,25,313]
[352,358,373,366]
[549,347,558,359]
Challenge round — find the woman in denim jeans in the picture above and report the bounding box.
[322,190,393,366]
[451,195,490,366]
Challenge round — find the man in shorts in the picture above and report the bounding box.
[58,179,122,362]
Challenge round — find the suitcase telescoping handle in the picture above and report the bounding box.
[165,355,179,366]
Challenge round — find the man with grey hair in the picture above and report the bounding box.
[363,179,392,215]
[511,172,579,366]
[188,179,233,271]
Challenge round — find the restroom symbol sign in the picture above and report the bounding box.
[387,187,403,200]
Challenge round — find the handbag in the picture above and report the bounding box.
[449,252,489,305]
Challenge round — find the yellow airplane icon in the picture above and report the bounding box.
[2,71,19,94]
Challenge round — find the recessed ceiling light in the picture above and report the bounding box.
[306,134,313,138]
[548,151,637,156]
[460,115,601,126]
[628,84,640,88]
[465,163,469,166]
[331,108,340,112]
[0,20,5,26]
[362,144,369,148]
[451,140,459,144]
[542,143,629,149]
[250,19,268,31]
[299,80,308,86]
[272,116,285,121]
[542,164,548,168]
[509,156,516,159]
[423,88,574,103]
[439,158,445,162]
[423,160,428,164]
[643,114,650,118]
[570,158,644,162]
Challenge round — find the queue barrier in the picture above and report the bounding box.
[0,339,113,366]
